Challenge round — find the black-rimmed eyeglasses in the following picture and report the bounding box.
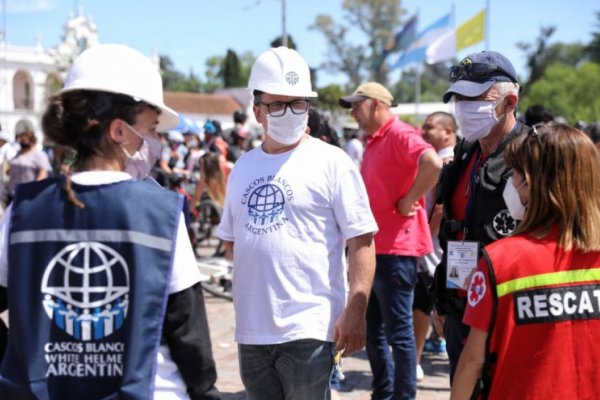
[449,62,517,83]
[259,99,310,117]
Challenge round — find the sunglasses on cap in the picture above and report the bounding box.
[449,62,517,83]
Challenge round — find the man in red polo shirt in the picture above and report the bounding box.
[340,82,442,400]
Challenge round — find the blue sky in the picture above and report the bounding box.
[2,0,597,87]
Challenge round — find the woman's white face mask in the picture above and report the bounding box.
[502,176,527,220]
[455,96,507,141]
[122,122,163,179]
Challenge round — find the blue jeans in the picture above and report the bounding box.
[444,313,470,384]
[239,339,335,400]
[366,255,418,400]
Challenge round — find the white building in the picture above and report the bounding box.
[0,9,100,142]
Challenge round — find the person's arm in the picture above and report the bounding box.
[36,169,48,181]
[429,203,443,236]
[450,327,488,400]
[162,283,220,400]
[333,232,375,356]
[397,148,443,216]
[222,240,233,261]
[192,179,207,209]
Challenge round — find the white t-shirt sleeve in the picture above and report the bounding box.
[168,212,202,294]
[216,168,235,242]
[332,158,378,240]
[0,205,11,287]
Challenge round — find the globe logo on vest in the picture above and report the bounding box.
[248,184,285,226]
[41,242,130,341]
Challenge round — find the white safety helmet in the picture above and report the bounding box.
[248,46,317,98]
[60,44,179,131]
[166,130,184,143]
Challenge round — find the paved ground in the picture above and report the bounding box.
[205,295,451,399]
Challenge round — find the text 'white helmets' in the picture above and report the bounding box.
[60,43,179,131]
[248,46,318,98]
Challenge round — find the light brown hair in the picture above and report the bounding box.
[504,123,600,250]
[199,153,226,208]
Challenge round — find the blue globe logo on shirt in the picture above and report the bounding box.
[41,242,130,341]
[248,184,285,226]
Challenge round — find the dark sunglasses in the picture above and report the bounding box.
[449,62,517,83]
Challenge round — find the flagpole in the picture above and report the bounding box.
[413,7,420,123]
[485,0,490,50]
[415,64,421,123]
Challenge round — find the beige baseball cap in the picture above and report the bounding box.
[339,82,395,108]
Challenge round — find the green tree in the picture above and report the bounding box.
[585,11,600,63]
[223,49,245,88]
[271,34,297,49]
[316,83,345,110]
[517,27,586,96]
[202,55,224,93]
[160,55,204,92]
[239,51,256,85]
[521,62,600,124]
[160,55,189,91]
[390,62,452,103]
[311,0,406,86]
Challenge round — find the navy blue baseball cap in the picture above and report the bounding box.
[443,51,517,103]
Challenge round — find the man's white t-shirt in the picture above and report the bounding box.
[344,137,364,167]
[217,136,378,345]
[0,171,200,400]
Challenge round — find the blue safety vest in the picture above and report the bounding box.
[0,177,183,399]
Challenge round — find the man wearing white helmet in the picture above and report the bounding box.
[217,47,378,399]
[0,44,220,399]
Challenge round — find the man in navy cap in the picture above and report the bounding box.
[431,51,532,383]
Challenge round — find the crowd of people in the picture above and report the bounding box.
[0,41,599,400]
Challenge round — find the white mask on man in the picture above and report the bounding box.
[455,96,506,141]
[266,112,308,146]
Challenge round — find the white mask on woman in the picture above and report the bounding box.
[266,112,308,146]
[502,176,527,220]
[455,96,506,142]
[122,123,163,179]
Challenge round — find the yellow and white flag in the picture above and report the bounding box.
[456,9,485,51]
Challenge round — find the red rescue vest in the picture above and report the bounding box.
[480,230,600,399]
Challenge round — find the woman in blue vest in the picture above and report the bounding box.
[0,44,221,400]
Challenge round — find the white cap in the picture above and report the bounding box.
[60,44,179,131]
[248,47,317,98]
[167,130,184,143]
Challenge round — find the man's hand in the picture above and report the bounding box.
[431,310,446,338]
[333,305,366,356]
[396,197,422,217]
[335,232,376,357]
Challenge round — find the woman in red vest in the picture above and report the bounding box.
[451,123,600,399]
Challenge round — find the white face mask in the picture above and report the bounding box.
[455,96,506,141]
[502,176,527,220]
[266,112,308,145]
[122,123,163,179]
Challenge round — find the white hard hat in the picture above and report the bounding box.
[60,44,179,131]
[248,46,317,98]
[167,130,184,143]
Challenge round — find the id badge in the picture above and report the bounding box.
[446,241,479,290]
